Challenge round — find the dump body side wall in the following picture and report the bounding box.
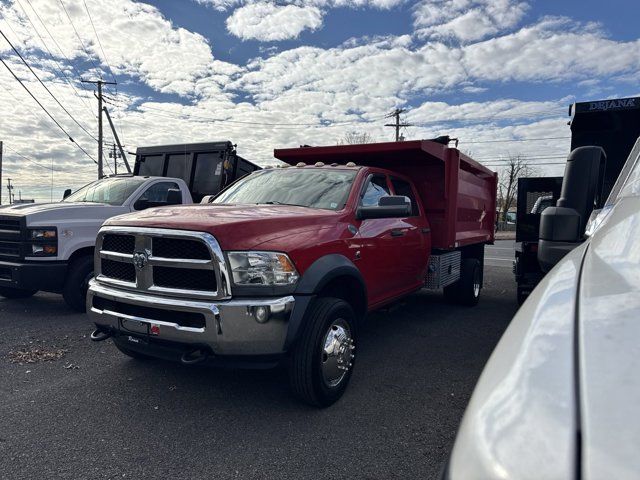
[273,140,497,250]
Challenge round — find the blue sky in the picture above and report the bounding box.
[0,0,639,201]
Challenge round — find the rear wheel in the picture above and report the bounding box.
[444,258,482,306]
[0,286,37,299]
[62,254,93,312]
[288,297,357,407]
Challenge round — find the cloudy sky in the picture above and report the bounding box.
[0,0,638,202]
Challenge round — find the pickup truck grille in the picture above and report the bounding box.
[0,215,25,260]
[102,234,135,254]
[152,237,210,260]
[101,259,136,283]
[96,227,230,300]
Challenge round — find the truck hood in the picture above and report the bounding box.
[104,204,343,250]
[0,202,126,226]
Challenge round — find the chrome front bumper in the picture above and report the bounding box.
[87,280,295,356]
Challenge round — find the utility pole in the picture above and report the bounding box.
[81,79,116,179]
[7,178,13,204]
[0,141,3,205]
[103,107,131,173]
[384,108,412,142]
[108,143,122,175]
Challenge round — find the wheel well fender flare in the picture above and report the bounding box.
[284,254,367,351]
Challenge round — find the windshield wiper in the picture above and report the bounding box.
[260,201,308,207]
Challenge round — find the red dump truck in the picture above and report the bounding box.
[87,139,497,406]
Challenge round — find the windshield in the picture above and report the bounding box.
[213,168,357,210]
[64,177,147,206]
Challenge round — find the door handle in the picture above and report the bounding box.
[421,228,431,234]
[390,229,405,237]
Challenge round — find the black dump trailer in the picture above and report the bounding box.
[515,96,640,304]
[134,141,260,202]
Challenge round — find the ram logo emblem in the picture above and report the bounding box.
[132,251,149,270]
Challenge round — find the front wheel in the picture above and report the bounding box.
[0,286,38,299]
[444,258,482,306]
[62,254,94,312]
[288,297,357,407]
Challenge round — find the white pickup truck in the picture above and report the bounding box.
[0,175,192,311]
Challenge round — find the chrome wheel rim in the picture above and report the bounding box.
[320,319,355,388]
[473,270,480,297]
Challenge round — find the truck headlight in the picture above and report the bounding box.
[32,244,57,256]
[227,251,299,286]
[30,228,57,239]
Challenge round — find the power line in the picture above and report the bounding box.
[57,0,102,76]
[0,54,97,164]
[460,136,571,144]
[24,0,96,110]
[82,0,117,86]
[13,0,95,120]
[3,144,94,172]
[128,103,385,128]
[0,28,99,143]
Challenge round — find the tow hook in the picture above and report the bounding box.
[180,348,209,365]
[90,328,113,342]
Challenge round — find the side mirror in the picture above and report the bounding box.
[62,188,72,200]
[165,189,182,206]
[357,195,411,220]
[538,146,606,272]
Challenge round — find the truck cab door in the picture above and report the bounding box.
[389,176,431,288]
[353,174,417,306]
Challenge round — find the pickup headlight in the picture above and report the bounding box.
[227,251,299,286]
[30,228,57,239]
[31,244,57,256]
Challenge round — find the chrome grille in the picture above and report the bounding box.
[152,237,209,259]
[153,266,216,291]
[102,234,135,254]
[101,259,136,283]
[96,227,230,300]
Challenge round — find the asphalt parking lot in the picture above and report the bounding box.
[0,241,518,480]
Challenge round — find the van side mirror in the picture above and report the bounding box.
[62,188,72,200]
[357,195,411,220]
[538,146,606,272]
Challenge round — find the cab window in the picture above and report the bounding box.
[360,175,390,207]
[135,181,180,209]
[390,177,419,216]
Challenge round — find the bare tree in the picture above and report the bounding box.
[338,131,374,145]
[497,155,536,222]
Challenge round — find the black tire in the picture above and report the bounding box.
[443,258,482,307]
[288,297,357,407]
[0,286,37,299]
[62,254,94,312]
[113,337,152,360]
[517,287,528,305]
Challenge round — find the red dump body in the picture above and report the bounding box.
[275,140,497,249]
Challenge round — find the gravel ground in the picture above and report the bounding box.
[0,263,517,480]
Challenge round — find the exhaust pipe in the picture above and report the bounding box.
[90,328,113,342]
[180,348,209,365]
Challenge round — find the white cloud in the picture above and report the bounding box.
[414,0,528,43]
[226,3,323,41]
[1,0,639,201]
